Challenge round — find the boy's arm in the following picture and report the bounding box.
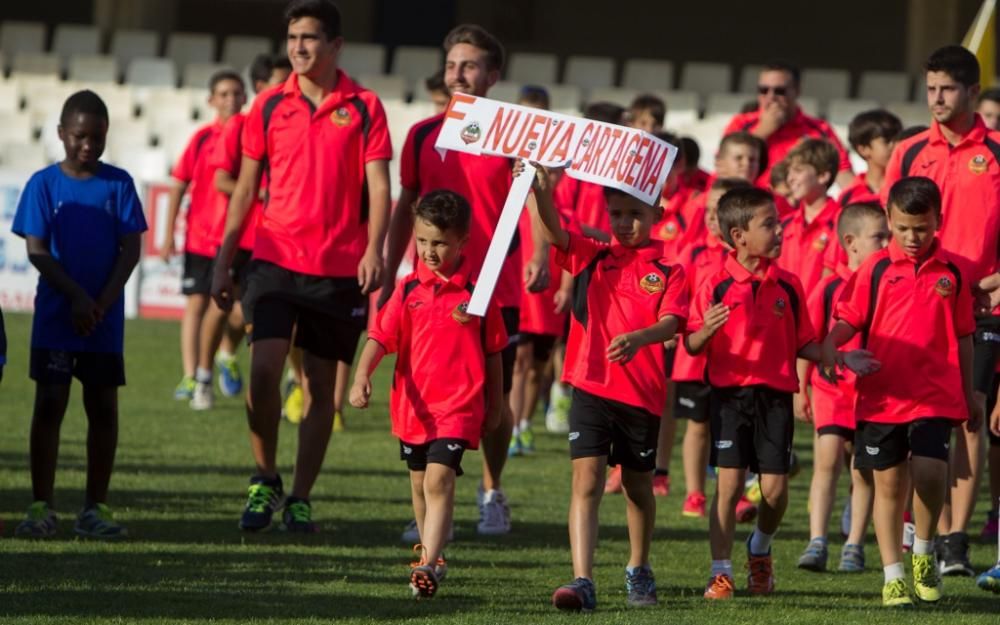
[379,186,419,309]
[607,315,680,363]
[959,335,983,432]
[794,358,812,422]
[211,156,263,311]
[95,232,142,314]
[523,192,551,292]
[349,338,387,410]
[523,163,569,251]
[160,179,189,262]
[482,352,504,435]
[26,235,97,336]
[360,159,391,295]
[214,169,237,196]
[685,303,729,355]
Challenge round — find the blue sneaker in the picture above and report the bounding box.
[216,355,243,397]
[838,543,866,572]
[625,565,657,607]
[552,577,596,612]
[978,564,1000,593]
[239,475,284,531]
[74,503,128,540]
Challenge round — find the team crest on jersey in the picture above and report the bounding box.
[331,107,351,126]
[658,222,679,240]
[452,301,472,323]
[460,122,482,145]
[773,297,786,317]
[969,154,989,175]
[934,276,954,298]
[812,232,830,251]
[640,272,665,294]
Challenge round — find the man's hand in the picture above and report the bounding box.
[349,376,372,409]
[702,303,730,336]
[211,267,235,312]
[357,249,384,295]
[524,256,550,293]
[975,272,1000,313]
[159,235,175,263]
[71,292,99,336]
[756,101,789,137]
[793,391,812,423]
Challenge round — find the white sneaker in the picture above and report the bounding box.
[545,383,571,433]
[477,488,511,535]
[190,382,214,410]
[400,518,455,543]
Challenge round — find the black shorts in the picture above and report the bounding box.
[817,425,854,439]
[231,248,253,295]
[501,307,519,395]
[182,252,214,295]
[710,385,793,474]
[973,316,1000,394]
[675,381,711,423]
[663,346,675,379]
[30,349,125,387]
[518,332,556,363]
[853,418,953,470]
[399,438,468,476]
[568,388,660,472]
[242,260,367,363]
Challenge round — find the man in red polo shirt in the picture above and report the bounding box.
[211,0,392,533]
[381,24,550,538]
[724,62,853,189]
[882,45,1000,577]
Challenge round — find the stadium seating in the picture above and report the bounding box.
[0,80,21,113]
[110,29,160,78]
[621,59,674,92]
[827,98,879,126]
[705,93,755,121]
[11,52,60,78]
[68,55,119,84]
[507,52,559,85]
[738,64,766,94]
[340,42,387,77]
[656,90,700,127]
[221,36,271,72]
[487,81,523,104]
[391,46,441,96]
[166,32,216,70]
[545,84,583,113]
[51,25,101,72]
[587,87,640,109]
[0,140,47,171]
[563,56,615,95]
[857,70,911,104]
[183,62,234,90]
[680,62,732,100]
[359,74,407,102]
[800,68,851,112]
[0,111,34,144]
[126,58,177,88]
[0,21,45,70]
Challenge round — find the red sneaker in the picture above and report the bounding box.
[652,473,670,497]
[735,496,757,523]
[682,491,707,518]
[703,573,735,599]
[604,466,623,494]
[747,552,775,595]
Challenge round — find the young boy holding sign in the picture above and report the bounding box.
[521,160,688,611]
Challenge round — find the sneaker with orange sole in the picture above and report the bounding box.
[652,473,670,497]
[736,496,757,523]
[410,544,448,581]
[682,492,707,518]
[703,573,735,599]
[746,539,775,595]
[604,466,623,494]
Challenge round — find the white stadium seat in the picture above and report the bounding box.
[655,90,699,127]
[142,88,196,138]
[800,68,851,109]
[563,55,615,94]
[622,59,674,92]
[183,62,234,90]
[11,52,60,78]
[391,46,441,96]
[705,93,755,121]
[826,98,879,127]
[68,55,119,84]
[0,80,22,113]
[507,52,558,85]
[0,111,34,144]
[128,147,170,182]
[0,141,47,171]
[0,21,46,67]
[339,42,386,78]
[680,62,732,100]
[587,87,639,108]
[110,29,160,77]
[359,74,407,103]
[797,96,820,118]
[221,35,271,72]
[126,58,177,88]
[857,71,911,104]
[887,101,929,128]
[52,24,101,72]
[545,83,583,113]
[166,32,216,70]
[487,81,522,104]
[738,64,765,94]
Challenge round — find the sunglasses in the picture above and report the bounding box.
[757,85,789,96]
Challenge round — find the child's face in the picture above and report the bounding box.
[715,143,760,181]
[977,99,1000,130]
[858,137,894,169]
[630,109,660,133]
[888,204,938,258]
[608,194,658,247]
[414,218,467,274]
[431,89,451,114]
[58,112,107,168]
[705,188,725,237]
[733,203,782,259]
[210,79,247,121]
[846,215,890,262]
[786,159,829,202]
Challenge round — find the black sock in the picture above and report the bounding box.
[654,468,669,477]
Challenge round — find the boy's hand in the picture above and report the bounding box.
[702,303,730,336]
[159,235,175,263]
[841,349,881,377]
[211,267,234,312]
[990,397,1000,437]
[349,377,372,409]
[793,391,812,423]
[524,256,550,293]
[607,332,642,364]
[553,288,572,314]
[967,396,984,433]
[71,293,99,336]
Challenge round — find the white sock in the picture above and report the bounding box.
[883,562,905,583]
[195,367,212,383]
[519,419,531,431]
[217,350,234,361]
[913,537,934,556]
[710,559,733,578]
[511,424,520,437]
[749,528,774,555]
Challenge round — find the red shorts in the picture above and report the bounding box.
[810,384,855,432]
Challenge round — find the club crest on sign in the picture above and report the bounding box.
[934,276,953,297]
[773,297,786,317]
[460,122,482,145]
[640,272,665,294]
[969,154,989,175]
[452,301,472,323]
[331,107,351,126]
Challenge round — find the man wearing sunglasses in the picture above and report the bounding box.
[725,62,854,190]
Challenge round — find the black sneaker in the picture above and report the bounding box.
[281,496,318,533]
[939,531,975,576]
[239,474,284,531]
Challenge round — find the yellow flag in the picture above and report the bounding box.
[963,0,996,88]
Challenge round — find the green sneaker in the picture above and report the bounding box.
[14,501,57,538]
[281,497,318,533]
[173,375,196,400]
[74,503,127,540]
[912,553,942,602]
[882,578,914,607]
[520,427,535,453]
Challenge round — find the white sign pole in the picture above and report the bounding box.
[466,163,536,317]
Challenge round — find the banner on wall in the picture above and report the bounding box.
[137,182,187,319]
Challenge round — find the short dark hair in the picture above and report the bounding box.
[284,0,342,40]
[60,90,108,125]
[584,101,625,124]
[979,87,1000,105]
[887,176,941,219]
[680,136,700,169]
[414,189,472,234]
[250,54,275,84]
[443,24,504,72]
[718,131,767,172]
[629,94,666,126]
[895,125,928,142]
[761,61,801,88]
[425,69,446,94]
[209,69,245,93]
[848,109,903,151]
[711,177,753,195]
[837,202,886,243]
[518,85,550,109]
[925,44,980,88]
[770,159,790,188]
[717,187,774,247]
[786,138,839,187]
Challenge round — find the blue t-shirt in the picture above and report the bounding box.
[12,163,147,353]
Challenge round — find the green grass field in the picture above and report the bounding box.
[0,312,997,624]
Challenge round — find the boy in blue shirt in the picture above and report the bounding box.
[11,90,147,539]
